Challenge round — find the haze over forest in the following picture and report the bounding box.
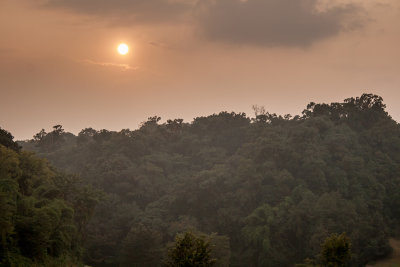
[1,0,400,267]
[2,94,400,266]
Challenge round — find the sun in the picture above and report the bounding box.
[117,43,129,55]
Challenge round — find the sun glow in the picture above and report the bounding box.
[117,43,129,55]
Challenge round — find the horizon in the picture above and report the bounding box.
[10,92,398,141]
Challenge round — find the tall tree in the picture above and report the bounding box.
[165,232,216,267]
[320,233,351,267]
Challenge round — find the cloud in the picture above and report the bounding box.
[43,0,193,24]
[81,59,137,71]
[195,0,364,47]
[43,0,365,47]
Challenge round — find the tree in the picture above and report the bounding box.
[33,125,66,151]
[33,129,47,142]
[165,232,216,267]
[0,127,20,151]
[320,233,351,267]
[0,137,97,266]
[77,128,98,144]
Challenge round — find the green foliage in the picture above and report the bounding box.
[320,233,351,267]
[0,142,97,266]
[165,232,216,267]
[0,127,20,152]
[18,93,400,266]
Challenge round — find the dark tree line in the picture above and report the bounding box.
[15,93,400,266]
[0,128,98,266]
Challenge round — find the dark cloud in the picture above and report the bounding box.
[44,0,192,24]
[43,0,363,46]
[195,0,363,47]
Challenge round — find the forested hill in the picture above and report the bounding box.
[0,128,98,266]
[18,94,400,266]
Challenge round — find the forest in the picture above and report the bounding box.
[1,93,400,266]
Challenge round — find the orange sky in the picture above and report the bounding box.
[1,0,399,140]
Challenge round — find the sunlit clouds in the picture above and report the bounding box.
[81,59,136,71]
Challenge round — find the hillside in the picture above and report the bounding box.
[0,128,98,266]
[19,94,400,267]
[368,239,400,267]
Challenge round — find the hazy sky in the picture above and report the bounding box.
[1,0,399,140]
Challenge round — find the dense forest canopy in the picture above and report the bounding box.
[2,93,400,266]
[0,127,98,266]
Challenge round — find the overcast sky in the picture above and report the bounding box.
[1,0,399,139]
